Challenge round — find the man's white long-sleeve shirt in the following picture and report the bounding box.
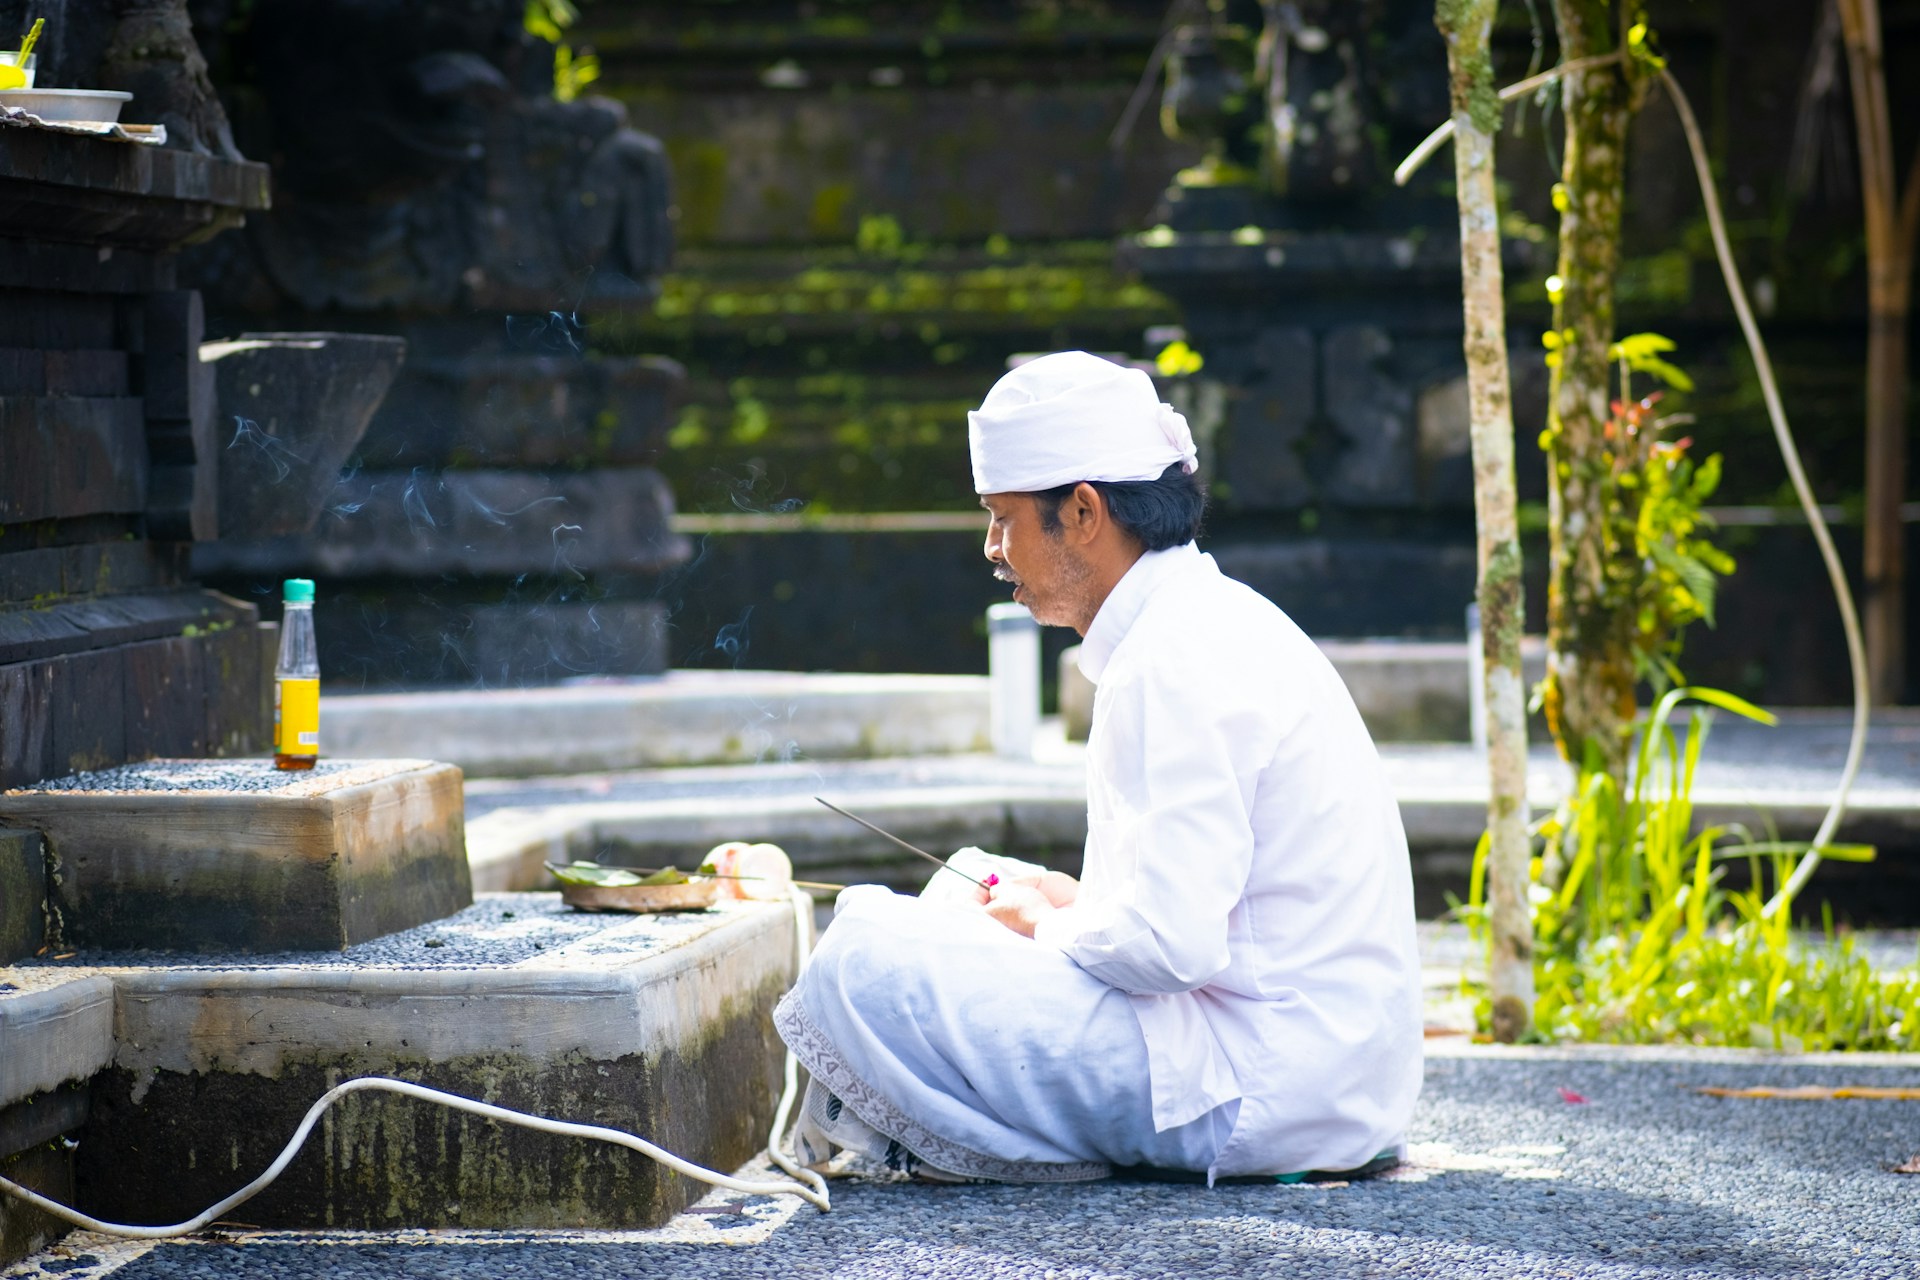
[1031,541,1423,1179]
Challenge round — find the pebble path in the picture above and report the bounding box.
[10,1049,1918,1280]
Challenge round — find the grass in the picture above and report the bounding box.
[1462,687,1920,1051]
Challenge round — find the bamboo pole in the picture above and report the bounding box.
[1436,0,1533,1042]
[1835,0,1911,705]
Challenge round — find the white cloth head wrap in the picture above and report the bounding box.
[968,350,1198,494]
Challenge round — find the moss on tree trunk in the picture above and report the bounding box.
[1543,0,1641,792]
[1438,0,1534,1042]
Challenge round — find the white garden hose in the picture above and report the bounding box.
[1657,67,1871,916]
[0,888,831,1237]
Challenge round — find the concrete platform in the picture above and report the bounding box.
[0,760,472,952]
[322,672,992,778]
[0,894,797,1236]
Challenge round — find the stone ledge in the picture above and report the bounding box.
[326,672,993,778]
[0,132,270,254]
[0,977,115,1108]
[0,759,471,952]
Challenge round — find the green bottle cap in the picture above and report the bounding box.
[283,578,315,604]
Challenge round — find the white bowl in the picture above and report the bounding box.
[0,88,133,124]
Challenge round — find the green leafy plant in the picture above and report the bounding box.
[1539,336,1732,751]
[855,214,907,257]
[1154,340,1204,377]
[1610,332,1693,394]
[524,0,600,103]
[1605,387,1733,689]
[1461,688,1919,1050]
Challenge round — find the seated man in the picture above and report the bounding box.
[774,351,1421,1183]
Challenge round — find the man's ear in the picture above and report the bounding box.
[1062,482,1106,544]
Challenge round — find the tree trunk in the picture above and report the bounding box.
[1836,0,1911,706]
[1543,0,1639,789]
[1437,0,1534,1043]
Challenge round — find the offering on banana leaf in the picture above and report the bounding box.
[545,859,716,913]
[544,860,689,888]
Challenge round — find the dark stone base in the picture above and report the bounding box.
[206,333,407,542]
[0,830,45,963]
[310,596,671,688]
[191,468,689,581]
[76,1045,773,1230]
[0,1144,72,1267]
[1208,536,1480,638]
[73,967,790,1228]
[639,528,1480,682]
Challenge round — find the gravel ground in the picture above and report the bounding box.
[14,759,368,793]
[11,1049,1919,1280]
[2,894,748,980]
[6,759,432,797]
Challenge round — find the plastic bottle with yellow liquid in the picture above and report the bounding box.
[274,578,320,770]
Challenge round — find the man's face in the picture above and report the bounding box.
[981,492,1094,628]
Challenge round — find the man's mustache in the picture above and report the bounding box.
[992,566,1020,585]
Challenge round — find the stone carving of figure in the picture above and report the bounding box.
[187,0,673,314]
[0,0,241,156]
[98,0,241,157]
[1160,0,1448,211]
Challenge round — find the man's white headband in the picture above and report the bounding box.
[967,350,1198,495]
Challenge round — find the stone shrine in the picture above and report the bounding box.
[0,13,783,1248]
[1121,0,1543,635]
[0,6,271,795]
[181,0,691,686]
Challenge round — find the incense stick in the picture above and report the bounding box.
[601,866,846,892]
[813,797,993,890]
[685,869,847,892]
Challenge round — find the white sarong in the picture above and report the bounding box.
[773,853,1236,1182]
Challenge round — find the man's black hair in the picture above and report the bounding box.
[1034,463,1206,552]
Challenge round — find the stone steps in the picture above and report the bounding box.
[0,759,793,1253]
[0,895,797,1243]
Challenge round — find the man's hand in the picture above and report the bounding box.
[1027,870,1080,908]
[965,871,1079,910]
[983,880,1055,938]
